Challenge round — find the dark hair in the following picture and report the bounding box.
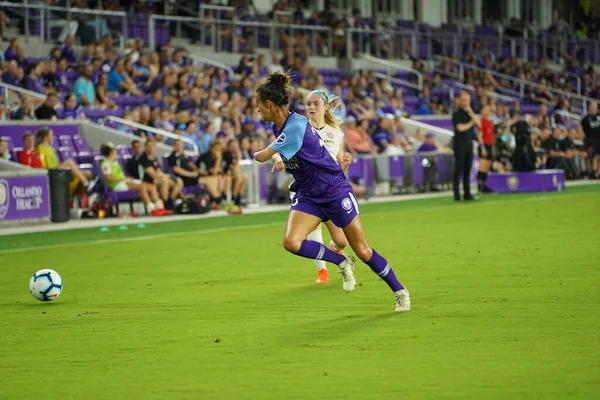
[256,71,291,107]
[22,131,33,141]
[35,127,52,146]
[131,139,141,146]
[100,143,115,157]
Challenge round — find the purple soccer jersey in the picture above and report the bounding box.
[269,112,352,203]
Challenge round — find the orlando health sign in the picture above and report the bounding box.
[0,175,50,221]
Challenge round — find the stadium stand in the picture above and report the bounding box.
[1,0,599,219]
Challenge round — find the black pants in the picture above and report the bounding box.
[453,145,473,200]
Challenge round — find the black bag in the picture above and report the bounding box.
[176,194,211,215]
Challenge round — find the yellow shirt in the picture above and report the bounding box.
[36,144,59,169]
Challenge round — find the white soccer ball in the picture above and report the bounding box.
[29,269,63,302]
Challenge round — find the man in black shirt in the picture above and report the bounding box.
[223,138,248,206]
[34,93,58,120]
[580,101,600,177]
[167,139,221,201]
[139,139,183,210]
[196,141,227,208]
[541,128,572,177]
[126,139,143,178]
[451,91,481,201]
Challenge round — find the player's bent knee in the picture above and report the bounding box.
[353,245,372,262]
[282,236,301,253]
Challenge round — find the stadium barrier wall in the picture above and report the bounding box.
[0,162,50,224]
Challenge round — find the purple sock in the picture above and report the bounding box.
[295,240,346,265]
[366,249,405,292]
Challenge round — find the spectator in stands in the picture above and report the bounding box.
[25,62,46,94]
[99,142,166,217]
[34,127,95,197]
[580,101,600,177]
[13,44,25,70]
[372,116,393,153]
[108,59,142,95]
[2,60,20,87]
[13,96,36,121]
[139,139,183,210]
[60,35,77,64]
[34,93,59,120]
[74,64,96,107]
[126,139,143,178]
[0,138,9,160]
[541,127,572,176]
[4,38,17,61]
[60,93,86,120]
[167,138,222,204]
[18,132,42,168]
[94,73,117,109]
[223,138,248,207]
[199,122,217,153]
[239,136,252,160]
[344,116,373,155]
[196,141,227,209]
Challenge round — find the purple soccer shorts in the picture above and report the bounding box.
[290,191,360,228]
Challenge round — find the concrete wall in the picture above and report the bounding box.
[79,122,174,158]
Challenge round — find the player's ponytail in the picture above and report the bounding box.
[257,71,291,107]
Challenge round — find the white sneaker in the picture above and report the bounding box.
[394,289,411,312]
[337,255,356,292]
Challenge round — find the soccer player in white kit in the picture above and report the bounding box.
[298,89,352,283]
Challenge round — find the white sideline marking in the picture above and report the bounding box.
[0,222,283,255]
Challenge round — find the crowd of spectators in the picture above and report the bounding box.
[1,2,599,207]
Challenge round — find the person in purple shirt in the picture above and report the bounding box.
[60,35,77,64]
[59,93,86,120]
[417,133,439,152]
[371,116,393,153]
[25,62,46,94]
[4,38,17,61]
[1,61,21,87]
[253,72,411,312]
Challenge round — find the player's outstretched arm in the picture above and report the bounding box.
[254,146,277,162]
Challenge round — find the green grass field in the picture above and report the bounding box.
[1,186,599,400]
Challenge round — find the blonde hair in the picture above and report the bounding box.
[308,89,341,130]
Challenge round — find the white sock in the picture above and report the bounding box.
[155,200,164,210]
[307,229,327,271]
[147,202,155,212]
[174,199,183,206]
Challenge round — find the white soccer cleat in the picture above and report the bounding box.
[394,289,411,312]
[337,255,357,292]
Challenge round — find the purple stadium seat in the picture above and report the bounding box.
[12,147,23,161]
[58,135,73,148]
[116,145,131,158]
[58,146,79,163]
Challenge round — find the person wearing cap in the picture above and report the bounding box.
[452,91,481,201]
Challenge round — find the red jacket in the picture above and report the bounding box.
[18,148,43,168]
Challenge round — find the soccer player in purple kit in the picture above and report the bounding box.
[253,72,411,312]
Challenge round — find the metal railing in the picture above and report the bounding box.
[105,116,199,154]
[184,53,235,78]
[0,82,46,110]
[450,81,516,104]
[0,1,127,49]
[400,117,454,147]
[359,54,423,92]
[435,56,596,112]
[6,2,600,64]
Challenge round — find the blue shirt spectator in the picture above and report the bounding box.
[60,36,77,64]
[73,64,96,106]
[107,69,125,92]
